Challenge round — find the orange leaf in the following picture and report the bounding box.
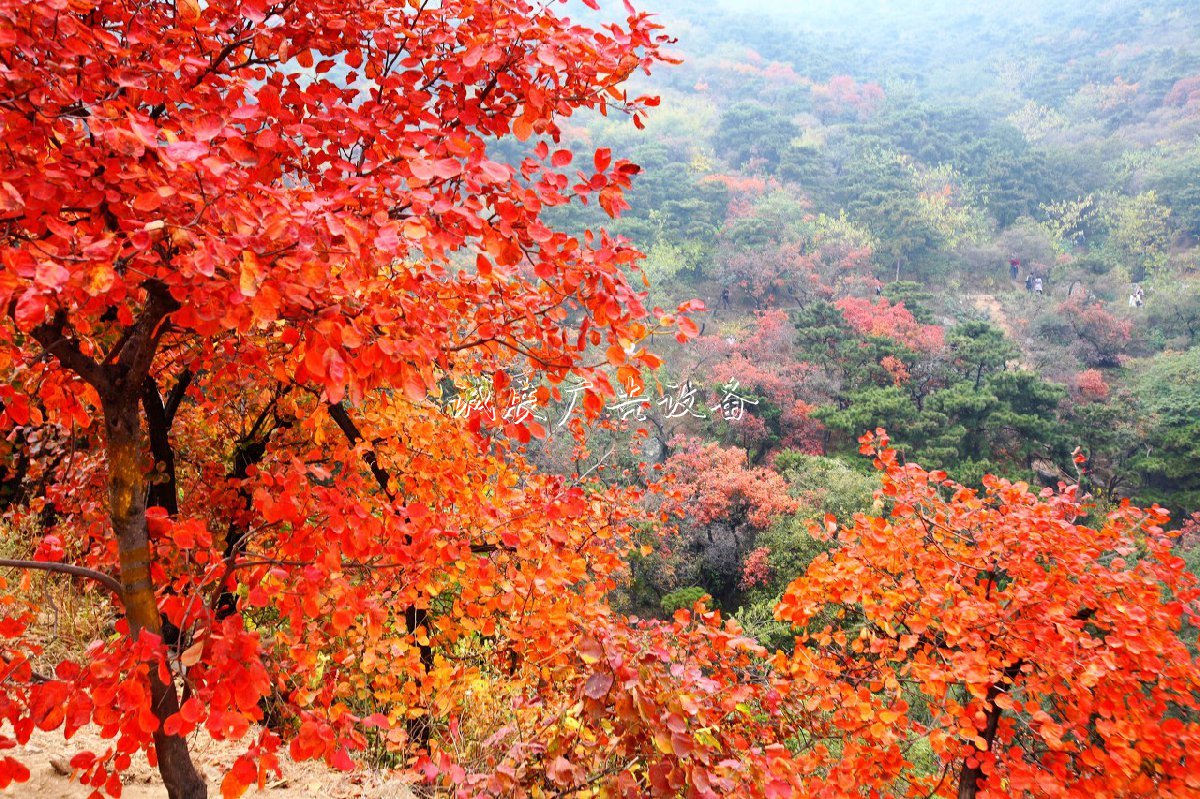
[512,115,534,142]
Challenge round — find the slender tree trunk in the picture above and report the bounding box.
[956,694,999,799]
[957,663,1022,799]
[104,393,207,799]
[142,371,192,517]
[141,372,193,647]
[214,437,269,621]
[327,401,432,750]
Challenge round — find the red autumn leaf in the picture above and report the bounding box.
[547,755,574,786]
[582,671,613,699]
[512,115,535,141]
[192,113,224,142]
[330,749,355,772]
[478,160,511,183]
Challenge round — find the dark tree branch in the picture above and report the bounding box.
[326,400,394,500]
[0,558,124,598]
[163,368,194,425]
[28,311,107,390]
[957,660,1025,799]
[324,399,436,750]
[142,376,180,516]
[213,385,293,621]
[107,280,179,393]
[1,652,52,684]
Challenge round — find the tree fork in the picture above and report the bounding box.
[214,434,272,620]
[33,292,209,799]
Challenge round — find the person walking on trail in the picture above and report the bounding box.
[1034,276,1044,295]
[874,278,883,297]
[1134,284,1144,308]
[720,286,730,310]
[1025,273,1034,292]
[1009,257,1020,281]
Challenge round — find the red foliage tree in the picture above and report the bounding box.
[0,1,707,796]
[776,431,1200,798]
[835,296,945,353]
[701,311,826,453]
[716,240,812,309]
[1058,299,1132,368]
[739,545,773,590]
[811,75,885,121]
[641,437,799,609]
[662,438,797,530]
[1072,368,1111,401]
[1165,75,1200,110]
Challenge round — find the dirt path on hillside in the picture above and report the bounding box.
[963,292,1033,369]
[966,293,1019,340]
[2,727,417,799]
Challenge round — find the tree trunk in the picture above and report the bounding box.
[956,697,999,799]
[956,663,1021,799]
[214,436,269,620]
[103,397,208,799]
[142,374,187,517]
[327,401,432,751]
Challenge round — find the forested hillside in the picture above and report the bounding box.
[2,1,1199,798]
[527,0,1200,623]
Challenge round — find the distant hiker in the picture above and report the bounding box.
[1025,274,1034,292]
[1134,285,1144,308]
[874,279,883,297]
[1128,290,1138,308]
[1034,276,1044,295]
[720,286,731,310]
[1009,257,1020,280]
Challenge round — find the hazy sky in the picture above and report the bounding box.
[712,0,836,12]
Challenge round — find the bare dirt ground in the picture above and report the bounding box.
[2,726,417,799]
[964,292,1036,370]
[966,292,1019,341]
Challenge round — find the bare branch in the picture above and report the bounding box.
[0,558,124,598]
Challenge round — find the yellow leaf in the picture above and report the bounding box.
[403,219,427,241]
[240,251,261,296]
